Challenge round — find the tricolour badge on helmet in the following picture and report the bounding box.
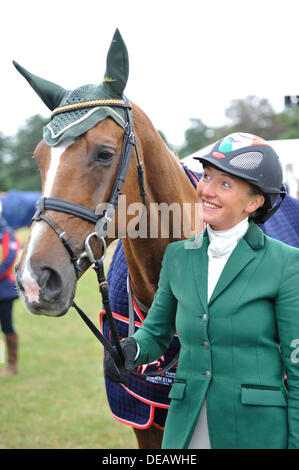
[218,133,269,153]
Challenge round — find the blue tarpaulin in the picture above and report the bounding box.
[1,190,40,229]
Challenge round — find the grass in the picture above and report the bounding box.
[0,231,137,449]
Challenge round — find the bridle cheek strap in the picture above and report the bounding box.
[32,211,82,278]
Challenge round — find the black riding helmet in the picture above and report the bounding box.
[193,132,287,224]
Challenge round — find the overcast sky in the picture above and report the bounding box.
[2,0,299,146]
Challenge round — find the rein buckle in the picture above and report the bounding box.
[78,232,107,266]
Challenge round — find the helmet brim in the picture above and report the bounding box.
[193,154,283,195]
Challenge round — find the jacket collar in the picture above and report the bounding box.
[243,220,265,250]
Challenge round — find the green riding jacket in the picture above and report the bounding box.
[132,222,299,449]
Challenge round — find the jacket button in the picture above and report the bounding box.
[202,314,207,322]
[205,370,211,378]
[203,341,209,349]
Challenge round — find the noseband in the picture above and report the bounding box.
[32,99,146,277]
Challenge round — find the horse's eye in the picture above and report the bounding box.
[93,148,115,164]
[99,151,114,160]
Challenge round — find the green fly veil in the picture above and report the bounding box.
[13,29,129,146]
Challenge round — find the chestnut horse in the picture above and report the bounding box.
[14,30,200,449]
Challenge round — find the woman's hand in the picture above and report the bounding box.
[103,337,138,384]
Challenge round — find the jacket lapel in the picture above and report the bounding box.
[208,239,255,305]
[208,222,265,305]
[191,230,209,311]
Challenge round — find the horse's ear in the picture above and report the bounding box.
[13,61,66,111]
[102,29,129,97]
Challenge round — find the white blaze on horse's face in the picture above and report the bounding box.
[19,139,75,316]
[44,139,74,196]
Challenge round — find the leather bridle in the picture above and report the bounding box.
[33,99,146,277]
[31,99,179,379]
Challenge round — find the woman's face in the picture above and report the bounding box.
[197,165,265,231]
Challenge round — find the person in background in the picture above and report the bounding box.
[0,202,20,377]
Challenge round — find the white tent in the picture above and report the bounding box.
[182,139,299,198]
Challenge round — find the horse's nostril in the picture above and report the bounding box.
[39,267,63,301]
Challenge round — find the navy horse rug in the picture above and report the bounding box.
[100,167,299,430]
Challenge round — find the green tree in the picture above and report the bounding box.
[178,118,212,158]
[224,95,281,140]
[5,114,48,191]
[276,107,299,139]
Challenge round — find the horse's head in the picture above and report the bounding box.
[14,29,136,317]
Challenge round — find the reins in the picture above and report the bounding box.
[73,250,126,368]
[72,248,179,379]
[32,99,177,379]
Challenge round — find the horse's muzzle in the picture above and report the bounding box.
[15,262,76,317]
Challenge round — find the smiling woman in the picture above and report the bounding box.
[194,132,286,228]
[105,132,299,449]
[197,166,265,230]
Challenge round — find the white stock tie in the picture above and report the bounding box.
[207,218,249,259]
[207,218,249,302]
